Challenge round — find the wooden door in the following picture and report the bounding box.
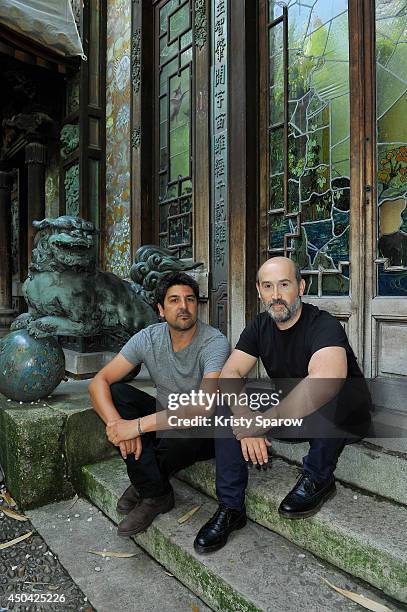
[362,0,407,382]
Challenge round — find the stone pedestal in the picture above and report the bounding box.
[63,349,116,378]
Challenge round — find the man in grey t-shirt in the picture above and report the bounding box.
[89,272,230,537]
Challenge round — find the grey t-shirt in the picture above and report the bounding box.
[120,320,230,407]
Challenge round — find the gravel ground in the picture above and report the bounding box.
[0,490,94,612]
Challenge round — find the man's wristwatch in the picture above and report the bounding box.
[137,418,144,436]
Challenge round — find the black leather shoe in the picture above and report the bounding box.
[194,505,247,554]
[116,484,141,515]
[278,472,336,519]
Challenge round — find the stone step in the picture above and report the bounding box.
[29,496,211,612]
[271,439,407,506]
[0,379,155,508]
[79,457,402,612]
[178,459,407,604]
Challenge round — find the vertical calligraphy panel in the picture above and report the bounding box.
[210,0,228,334]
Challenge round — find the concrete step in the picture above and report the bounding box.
[271,439,407,506]
[29,497,211,612]
[178,459,407,604]
[79,457,402,612]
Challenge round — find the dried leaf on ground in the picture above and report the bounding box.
[0,490,17,507]
[88,550,137,558]
[0,531,33,550]
[322,578,393,612]
[165,571,174,577]
[177,506,201,524]
[1,508,29,522]
[68,494,79,510]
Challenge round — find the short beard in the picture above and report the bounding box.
[169,317,196,332]
[263,295,302,323]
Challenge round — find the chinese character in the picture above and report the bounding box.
[215,112,227,130]
[216,37,226,63]
[215,197,226,222]
[216,0,226,18]
[215,16,225,37]
[215,90,225,109]
[214,157,225,178]
[215,65,226,87]
[215,134,226,156]
[215,180,226,196]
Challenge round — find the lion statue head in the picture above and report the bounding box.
[29,216,97,274]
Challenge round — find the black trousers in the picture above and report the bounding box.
[110,382,214,498]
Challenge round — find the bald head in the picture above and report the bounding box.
[256,257,305,325]
[257,257,301,285]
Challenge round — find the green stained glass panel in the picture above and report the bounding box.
[269,214,290,249]
[181,30,192,48]
[378,92,407,142]
[160,36,178,63]
[312,0,348,29]
[270,127,284,174]
[288,179,300,214]
[169,2,190,43]
[157,0,193,258]
[323,12,349,62]
[331,95,349,146]
[181,179,192,194]
[376,63,407,118]
[269,19,283,54]
[386,41,407,79]
[160,96,168,123]
[159,173,168,199]
[269,1,283,22]
[160,204,169,232]
[169,68,190,181]
[160,0,179,35]
[160,58,178,96]
[331,138,350,168]
[376,15,405,41]
[270,173,284,210]
[270,85,284,125]
[267,0,350,295]
[376,32,395,65]
[168,214,191,246]
[181,47,193,68]
[376,1,407,294]
[180,196,192,213]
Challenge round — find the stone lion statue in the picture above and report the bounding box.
[11,216,201,347]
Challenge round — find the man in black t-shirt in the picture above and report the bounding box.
[194,256,371,554]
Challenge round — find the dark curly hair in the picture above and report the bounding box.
[155,272,199,308]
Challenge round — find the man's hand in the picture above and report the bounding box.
[118,438,142,460]
[240,437,272,465]
[106,418,139,446]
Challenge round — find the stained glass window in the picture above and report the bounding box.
[376,0,407,295]
[266,0,350,296]
[157,0,193,258]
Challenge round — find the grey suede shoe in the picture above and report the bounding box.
[116,485,141,515]
[117,489,175,537]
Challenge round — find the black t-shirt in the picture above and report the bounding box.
[235,303,371,438]
[236,303,362,379]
